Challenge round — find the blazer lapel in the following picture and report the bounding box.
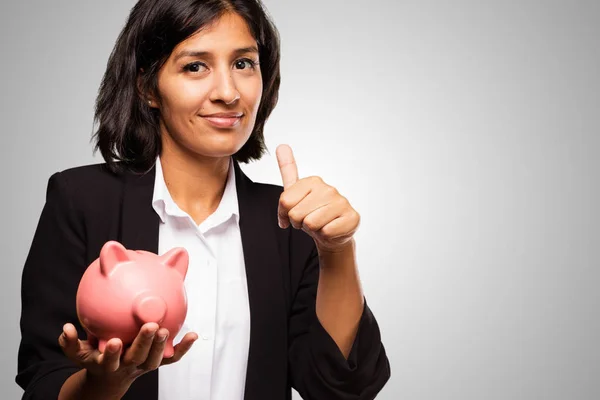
[119,165,160,400]
[117,161,288,400]
[234,161,288,400]
[120,166,160,254]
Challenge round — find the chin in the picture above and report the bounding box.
[189,136,249,159]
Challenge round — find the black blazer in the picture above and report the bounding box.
[16,160,390,400]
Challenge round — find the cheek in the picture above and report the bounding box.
[160,79,208,117]
[240,77,263,111]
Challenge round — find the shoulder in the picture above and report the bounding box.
[52,162,126,188]
[43,162,132,215]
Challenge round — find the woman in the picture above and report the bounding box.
[16,0,391,399]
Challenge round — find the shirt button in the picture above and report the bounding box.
[201,335,210,340]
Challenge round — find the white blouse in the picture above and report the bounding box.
[154,157,250,400]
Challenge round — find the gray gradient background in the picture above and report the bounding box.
[1,0,599,399]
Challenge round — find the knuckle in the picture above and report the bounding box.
[309,175,323,184]
[103,361,118,373]
[333,195,346,208]
[129,369,145,380]
[130,357,145,367]
[325,185,338,197]
[123,358,144,367]
[123,354,144,366]
[167,354,182,364]
[321,224,334,238]
[279,196,293,210]
[303,216,318,231]
[147,363,160,371]
[287,208,301,223]
[353,210,361,224]
[141,360,160,371]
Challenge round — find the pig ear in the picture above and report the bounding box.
[160,247,189,279]
[99,241,130,276]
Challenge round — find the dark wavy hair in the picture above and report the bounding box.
[92,0,281,174]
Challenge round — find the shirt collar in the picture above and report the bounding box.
[151,156,239,230]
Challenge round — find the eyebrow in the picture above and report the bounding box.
[174,46,259,62]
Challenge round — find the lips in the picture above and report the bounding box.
[201,111,243,117]
[200,113,243,128]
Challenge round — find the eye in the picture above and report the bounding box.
[183,62,207,73]
[234,58,258,70]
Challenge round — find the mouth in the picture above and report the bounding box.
[199,113,244,128]
[200,112,244,128]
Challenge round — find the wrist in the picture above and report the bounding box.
[317,238,355,258]
[83,370,130,400]
[317,239,357,271]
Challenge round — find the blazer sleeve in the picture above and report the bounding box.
[287,236,391,399]
[16,172,85,399]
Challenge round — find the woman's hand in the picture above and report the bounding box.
[276,144,360,254]
[58,322,197,396]
[276,145,365,359]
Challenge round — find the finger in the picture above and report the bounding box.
[97,338,122,372]
[315,211,360,241]
[298,200,345,233]
[139,328,169,371]
[278,179,313,229]
[122,322,159,366]
[161,332,198,366]
[276,144,299,190]
[58,323,81,359]
[287,186,340,231]
[287,194,326,230]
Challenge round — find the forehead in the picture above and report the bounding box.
[176,12,256,52]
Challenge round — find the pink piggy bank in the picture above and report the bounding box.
[76,240,188,358]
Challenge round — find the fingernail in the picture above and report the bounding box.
[157,334,167,342]
[145,329,157,338]
[107,343,119,353]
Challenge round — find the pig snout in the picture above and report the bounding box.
[132,294,167,325]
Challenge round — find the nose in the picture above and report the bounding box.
[209,68,240,105]
[133,294,167,324]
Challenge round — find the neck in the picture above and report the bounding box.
[159,139,231,225]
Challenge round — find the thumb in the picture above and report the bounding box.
[276,144,299,190]
[59,323,81,359]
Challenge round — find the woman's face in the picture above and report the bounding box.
[152,12,263,159]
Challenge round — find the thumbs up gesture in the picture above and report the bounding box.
[276,144,360,253]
